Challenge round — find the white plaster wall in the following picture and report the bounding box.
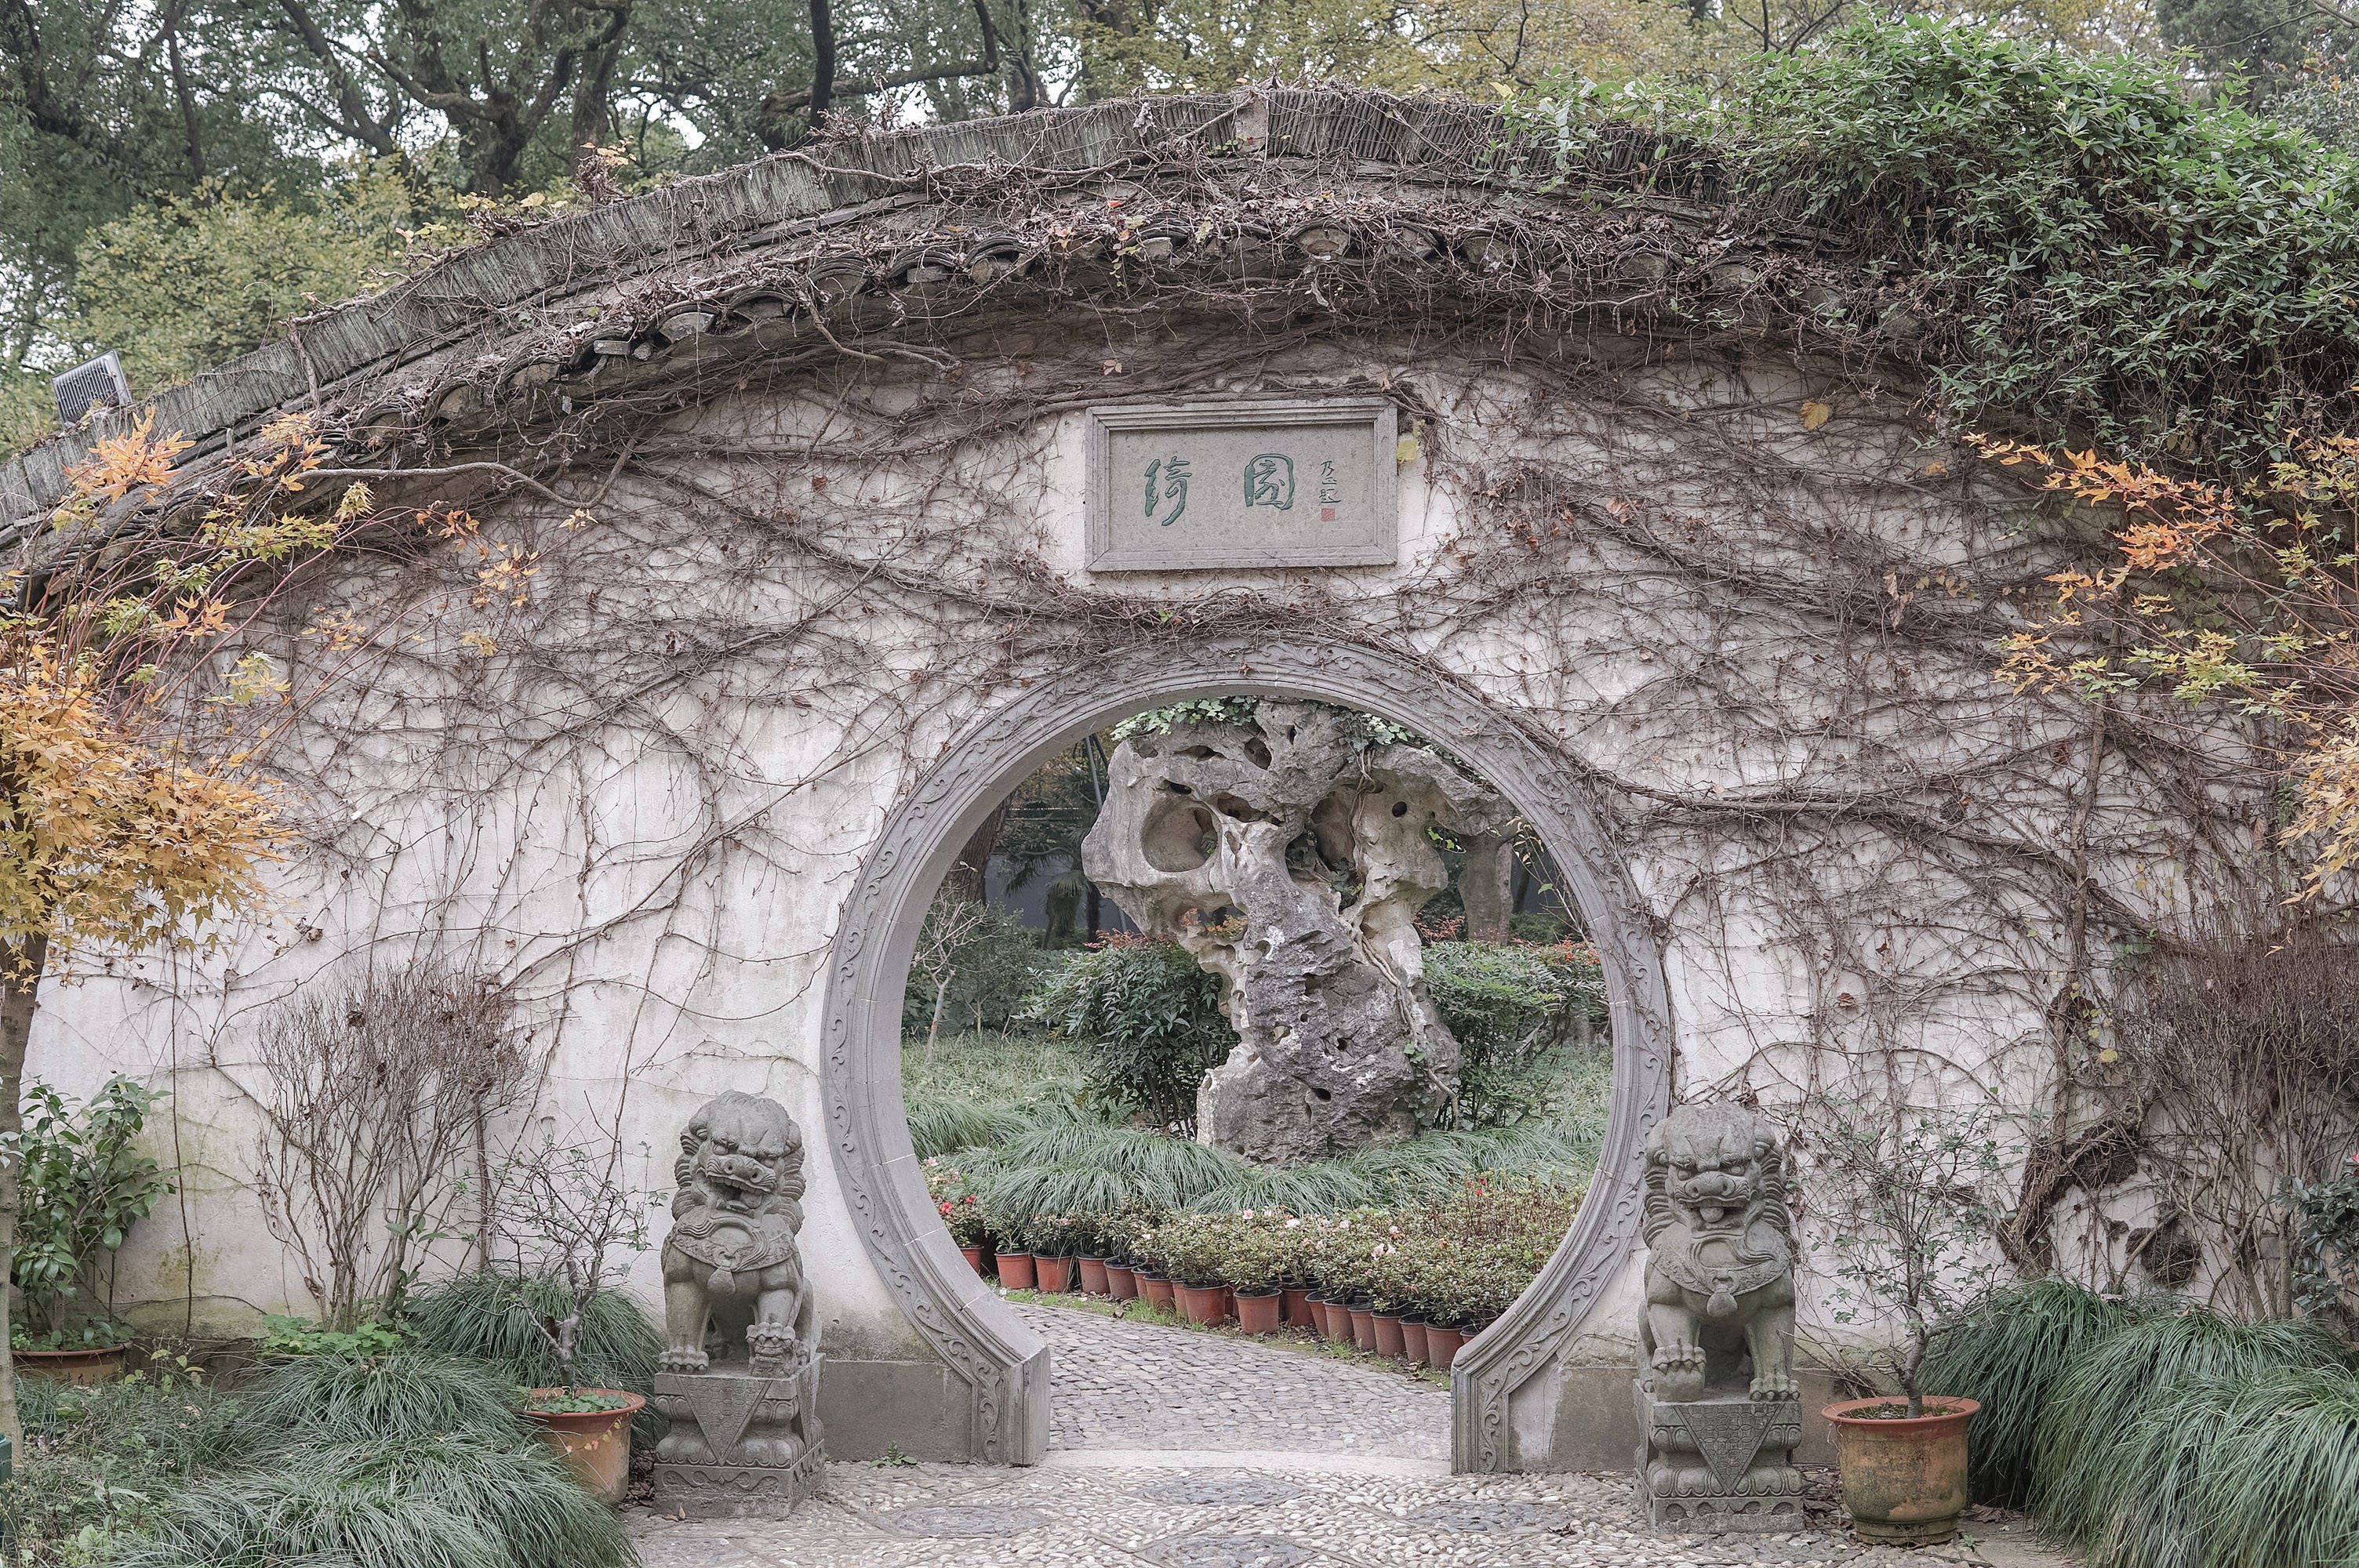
[28,332,2208,1385]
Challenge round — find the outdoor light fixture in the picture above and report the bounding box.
[51,350,131,423]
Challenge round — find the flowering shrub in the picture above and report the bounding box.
[1132,1211,1244,1288]
[924,1158,991,1249]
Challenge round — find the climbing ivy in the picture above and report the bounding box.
[1536,19,2359,475]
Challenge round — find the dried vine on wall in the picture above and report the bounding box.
[49,103,2312,1316]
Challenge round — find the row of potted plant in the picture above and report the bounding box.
[929,1160,1575,1352]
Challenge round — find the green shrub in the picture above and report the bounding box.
[403,1272,661,1399]
[1021,937,1236,1132]
[1507,910,1576,943]
[1549,16,2359,476]
[1423,941,1599,1126]
[13,1076,174,1345]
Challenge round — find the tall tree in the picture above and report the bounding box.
[0,411,463,1439]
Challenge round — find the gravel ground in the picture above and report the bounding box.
[627,1299,2073,1568]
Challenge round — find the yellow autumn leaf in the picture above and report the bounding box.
[1801,400,1833,430]
[1395,436,1420,466]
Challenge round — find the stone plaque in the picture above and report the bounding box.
[1084,398,1398,571]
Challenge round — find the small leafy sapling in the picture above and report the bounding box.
[8,1077,173,1348]
[2284,1152,2359,1323]
[1800,1096,2018,1417]
[496,1126,660,1400]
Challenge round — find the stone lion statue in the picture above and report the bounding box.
[660,1091,813,1375]
[1638,1102,1797,1403]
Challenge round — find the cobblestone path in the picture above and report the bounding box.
[1016,1301,1451,1460]
[627,1300,2075,1568]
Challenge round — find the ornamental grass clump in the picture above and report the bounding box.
[115,1428,632,1568]
[404,1272,660,1398]
[1919,1278,2162,1508]
[2031,1308,2351,1559]
[87,1349,636,1568]
[234,1347,527,1443]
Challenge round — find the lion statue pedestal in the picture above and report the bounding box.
[1633,1102,1805,1534]
[649,1091,826,1518]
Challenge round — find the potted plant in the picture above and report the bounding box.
[925,1159,990,1273]
[1070,1214,1112,1295]
[1156,1214,1231,1324]
[493,1132,657,1506]
[1222,1214,1287,1334]
[993,1204,1038,1290]
[1033,1214,1077,1294]
[1803,1098,2014,1545]
[9,1078,173,1383]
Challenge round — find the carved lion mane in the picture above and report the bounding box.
[660,1091,812,1376]
[1641,1102,1793,1285]
[671,1091,806,1246]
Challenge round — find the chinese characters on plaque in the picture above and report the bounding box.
[1085,399,1398,570]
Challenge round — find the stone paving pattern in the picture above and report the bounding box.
[1020,1300,1451,1458]
[627,1301,2074,1568]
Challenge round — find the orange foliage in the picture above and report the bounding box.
[0,645,285,971]
[1976,431,2359,895]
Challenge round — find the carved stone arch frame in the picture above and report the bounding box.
[820,635,1674,1469]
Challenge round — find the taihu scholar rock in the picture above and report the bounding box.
[1081,701,1509,1164]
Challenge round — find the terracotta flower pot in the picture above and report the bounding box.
[960,1245,987,1275]
[1823,1396,1979,1545]
[1319,1298,1353,1343]
[1425,1325,1464,1368]
[996,1251,1036,1290]
[1143,1274,1177,1312]
[1176,1283,1229,1325]
[1234,1290,1283,1335]
[1078,1256,1110,1295]
[13,1345,128,1385]
[1400,1319,1429,1367]
[1372,1313,1407,1359]
[1106,1264,1138,1301]
[1348,1303,1376,1351]
[1036,1255,1075,1294]
[523,1390,647,1506]
[1282,1288,1315,1327]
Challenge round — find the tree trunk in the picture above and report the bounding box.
[1460,832,1513,942]
[945,804,1008,904]
[806,0,836,124]
[0,931,49,1445]
[926,975,952,1062]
